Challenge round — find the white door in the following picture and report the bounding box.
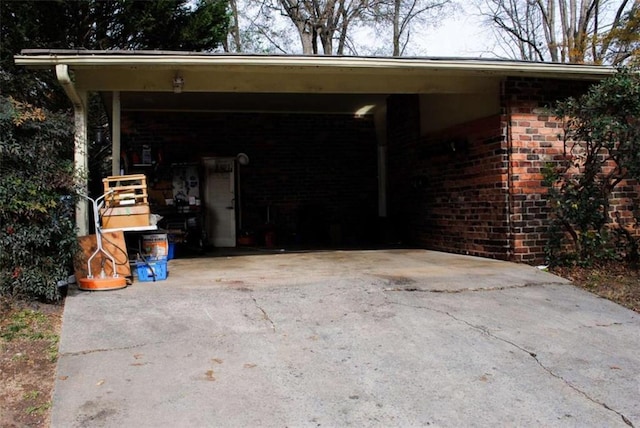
[203,158,236,247]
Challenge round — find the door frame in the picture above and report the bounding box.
[202,157,237,247]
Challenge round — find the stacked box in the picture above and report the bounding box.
[101,205,151,229]
[101,174,150,229]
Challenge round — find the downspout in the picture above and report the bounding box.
[56,64,89,236]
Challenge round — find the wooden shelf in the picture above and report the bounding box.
[103,174,149,207]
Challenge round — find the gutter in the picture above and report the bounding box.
[55,64,83,109]
[17,53,616,80]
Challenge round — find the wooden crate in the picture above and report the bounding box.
[103,174,148,207]
[101,205,150,229]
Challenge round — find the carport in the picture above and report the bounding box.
[15,51,614,261]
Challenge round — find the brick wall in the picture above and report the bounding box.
[121,111,379,245]
[388,94,510,259]
[386,78,621,264]
[505,77,592,263]
[505,77,640,263]
[387,94,421,242]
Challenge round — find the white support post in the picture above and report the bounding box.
[56,64,90,236]
[112,91,121,176]
[74,90,89,236]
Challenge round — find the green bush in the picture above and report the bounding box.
[545,67,640,266]
[0,96,78,301]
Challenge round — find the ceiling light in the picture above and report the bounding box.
[355,104,375,117]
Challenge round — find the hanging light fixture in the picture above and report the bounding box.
[172,75,184,93]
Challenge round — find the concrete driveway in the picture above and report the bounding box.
[53,250,640,427]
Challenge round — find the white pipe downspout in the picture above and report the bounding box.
[56,64,89,236]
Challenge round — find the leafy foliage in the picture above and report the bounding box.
[544,67,640,266]
[0,1,230,300]
[603,4,640,66]
[0,97,78,301]
[1,0,229,107]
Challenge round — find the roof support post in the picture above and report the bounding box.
[375,107,388,218]
[111,91,121,176]
[56,64,89,236]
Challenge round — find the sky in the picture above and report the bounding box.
[419,14,497,58]
[348,2,501,58]
[420,0,633,59]
[411,0,506,59]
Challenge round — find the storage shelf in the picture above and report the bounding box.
[101,225,158,233]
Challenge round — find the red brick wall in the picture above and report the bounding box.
[387,78,629,264]
[505,77,640,263]
[387,94,421,242]
[388,94,510,259]
[121,111,379,245]
[505,77,593,263]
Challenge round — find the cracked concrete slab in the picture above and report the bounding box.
[52,250,639,427]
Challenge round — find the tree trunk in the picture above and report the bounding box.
[320,28,333,54]
[229,0,242,52]
[336,15,349,55]
[538,0,560,62]
[300,22,314,54]
[392,0,401,56]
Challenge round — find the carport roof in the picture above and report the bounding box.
[16,49,615,79]
[15,50,615,114]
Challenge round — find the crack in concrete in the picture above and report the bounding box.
[591,322,625,328]
[60,341,164,357]
[251,296,276,332]
[390,299,634,427]
[383,282,566,294]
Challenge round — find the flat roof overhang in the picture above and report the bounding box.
[13,50,617,235]
[15,50,615,114]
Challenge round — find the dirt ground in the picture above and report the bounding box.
[0,297,62,428]
[0,262,638,427]
[551,263,640,313]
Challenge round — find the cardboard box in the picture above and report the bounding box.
[101,205,150,229]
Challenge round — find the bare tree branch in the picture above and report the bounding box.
[480,0,638,64]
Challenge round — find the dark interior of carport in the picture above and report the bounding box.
[100,72,502,255]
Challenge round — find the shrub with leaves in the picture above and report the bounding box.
[545,67,640,266]
[0,96,78,301]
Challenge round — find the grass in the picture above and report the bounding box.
[1,309,50,341]
[25,402,51,416]
[1,309,59,362]
[0,300,63,427]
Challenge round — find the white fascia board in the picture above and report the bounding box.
[14,54,616,80]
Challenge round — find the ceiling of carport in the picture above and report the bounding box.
[103,91,390,114]
[16,51,615,115]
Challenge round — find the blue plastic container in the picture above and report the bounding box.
[136,260,168,282]
[167,242,176,260]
